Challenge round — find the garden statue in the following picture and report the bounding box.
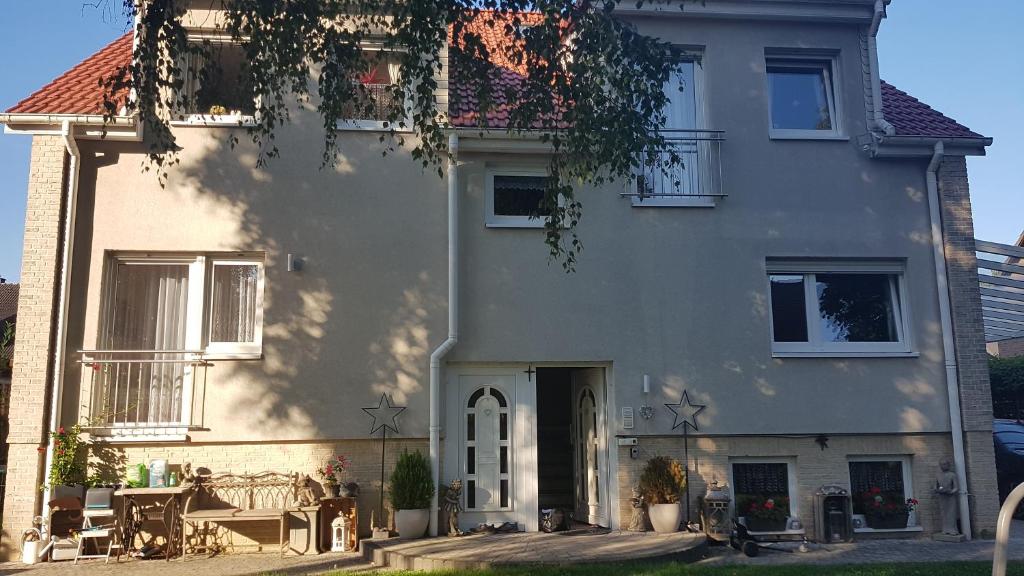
[182,462,195,485]
[292,474,317,507]
[443,479,464,536]
[628,486,647,531]
[933,458,961,537]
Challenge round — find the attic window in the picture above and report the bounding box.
[182,41,257,118]
[338,50,404,125]
[485,170,555,228]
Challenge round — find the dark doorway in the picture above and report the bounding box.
[536,368,574,512]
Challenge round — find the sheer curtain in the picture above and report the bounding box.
[106,263,189,424]
[210,264,258,343]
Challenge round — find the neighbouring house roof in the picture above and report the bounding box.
[0,283,18,324]
[5,33,132,116]
[4,27,985,140]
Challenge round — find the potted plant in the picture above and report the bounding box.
[638,456,686,533]
[317,454,350,497]
[46,424,87,502]
[860,487,916,529]
[389,449,434,538]
[738,495,790,532]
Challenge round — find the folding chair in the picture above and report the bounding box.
[75,488,122,564]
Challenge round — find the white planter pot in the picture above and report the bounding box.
[395,509,430,538]
[649,503,682,534]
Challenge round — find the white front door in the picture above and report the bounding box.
[572,368,608,526]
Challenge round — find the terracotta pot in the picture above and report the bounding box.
[648,503,681,534]
[395,509,430,538]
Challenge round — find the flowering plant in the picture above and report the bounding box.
[638,456,686,504]
[316,454,350,487]
[739,495,790,523]
[860,487,916,517]
[45,424,86,489]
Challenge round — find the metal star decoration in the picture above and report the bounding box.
[665,389,706,432]
[362,393,405,435]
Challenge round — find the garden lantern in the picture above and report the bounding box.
[331,513,353,552]
[701,480,732,541]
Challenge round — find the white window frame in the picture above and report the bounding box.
[847,455,921,532]
[728,457,803,532]
[630,57,713,208]
[485,167,557,229]
[335,44,413,132]
[204,258,266,359]
[766,260,914,358]
[172,35,259,128]
[765,53,845,140]
[103,252,266,360]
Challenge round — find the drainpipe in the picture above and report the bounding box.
[925,141,972,540]
[867,0,896,136]
[40,120,82,523]
[428,133,459,537]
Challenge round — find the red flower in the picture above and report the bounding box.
[869,487,882,495]
[57,427,65,435]
[325,464,334,475]
[764,500,775,510]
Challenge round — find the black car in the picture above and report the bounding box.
[994,419,1024,505]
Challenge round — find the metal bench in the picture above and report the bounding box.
[182,471,295,558]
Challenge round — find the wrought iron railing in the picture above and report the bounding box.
[78,350,210,433]
[623,130,725,201]
[342,82,401,122]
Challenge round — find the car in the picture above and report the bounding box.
[993,419,1024,508]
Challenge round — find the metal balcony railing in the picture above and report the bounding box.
[623,129,725,201]
[78,350,210,434]
[342,83,401,122]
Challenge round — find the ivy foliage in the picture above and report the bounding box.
[104,0,693,269]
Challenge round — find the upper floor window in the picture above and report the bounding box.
[767,261,911,357]
[337,49,406,129]
[181,40,257,121]
[766,54,843,139]
[485,169,553,228]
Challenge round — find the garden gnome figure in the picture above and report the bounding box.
[628,486,647,532]
[933,458,963,539]
[443,479,464,536]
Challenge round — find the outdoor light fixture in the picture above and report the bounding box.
[287,253,304,272]
[639,374,654,420]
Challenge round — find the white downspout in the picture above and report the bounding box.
[40,120,82,523]
[428,133,459,537]
[926,141,972,540]
[868,0,896,136]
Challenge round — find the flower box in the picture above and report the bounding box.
[865,512,909,530]
[744,516,788,532]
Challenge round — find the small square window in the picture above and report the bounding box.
[485,171,554,228]
[766,57,841,139]
[849,458,915,530]
[731,460,796,530]
[181,41,257,118]
[339,50,404,125]
[766,263,911,357]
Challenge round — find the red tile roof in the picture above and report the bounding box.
[0,283,18,323]
[5,33,132,115]
[4,29,986,141]
[880,80,983,139]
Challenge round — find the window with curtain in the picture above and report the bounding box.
[849,460,909,515]
[210,262,260,345]
[182,41,257,117]
[340,49,404,123]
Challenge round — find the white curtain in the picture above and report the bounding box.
[210,264,258,343]
[654,62,699,197]
[107,263,189,424]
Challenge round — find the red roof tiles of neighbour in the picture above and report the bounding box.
[0,284,18,323]
[5,33,132,115]
[880,80,984,139]
[4,29,985,141]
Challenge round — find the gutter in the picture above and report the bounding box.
[925,141,973,540]
[867,0,896,136]
[428,133,459,537]
[40,121,83,527]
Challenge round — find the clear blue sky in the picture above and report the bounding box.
[0,1,1021,282]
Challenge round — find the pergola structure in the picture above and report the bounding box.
[977,238,1024,344]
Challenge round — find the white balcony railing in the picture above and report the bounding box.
[78,350,209,434]
[624,129,725,202]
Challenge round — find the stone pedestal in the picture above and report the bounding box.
[932,532,967,543]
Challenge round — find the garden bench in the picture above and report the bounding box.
[182,471,296,557]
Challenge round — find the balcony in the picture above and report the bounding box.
[341,82,402,123]
[78,350,210,438]
[624,129,725,206]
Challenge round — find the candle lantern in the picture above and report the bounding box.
[701,480,732,541]
[331,513,353,552]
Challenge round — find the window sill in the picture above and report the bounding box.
[172,115,256,127]
[202,351,263,361]
[335,120,413,132]
[485,220,547,229]
[772,350,919,359]
[630,197,717,208]
[769,130,849,141]
[854,526,923,534]
[88,431,190,443]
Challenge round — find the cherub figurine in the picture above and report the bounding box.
[181,462,196,485]
[628,485,647,532]
[443,479,464,536]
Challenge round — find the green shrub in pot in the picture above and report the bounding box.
[389,449,434,538]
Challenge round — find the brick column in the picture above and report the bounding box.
[0,136,67,560]
[939,155,1000,538]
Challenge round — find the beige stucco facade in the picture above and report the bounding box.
[0,0,1000,558]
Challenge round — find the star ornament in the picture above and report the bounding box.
[665,389,706,432]
[362,393,406,435]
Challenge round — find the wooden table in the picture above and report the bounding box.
[115,485,193,560]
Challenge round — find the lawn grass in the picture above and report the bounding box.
[365,561,1024,576]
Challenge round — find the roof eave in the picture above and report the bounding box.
[871,134,992,158]
[1,114,141,141]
